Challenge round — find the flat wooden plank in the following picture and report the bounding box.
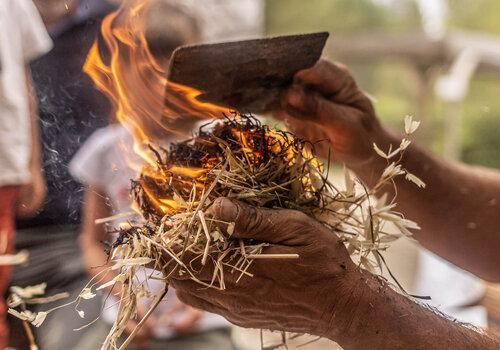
[167,32,329,113]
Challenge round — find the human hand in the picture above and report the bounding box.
[16,166,46,218]
[277,59,394,171]
[168,197,366,339]
[124,306,154,346]
[159,300,203,335]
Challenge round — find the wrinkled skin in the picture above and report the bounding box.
[166,59,385,338]
[276,59,390,170]
[165,59,500,349]
[169,198,361,338]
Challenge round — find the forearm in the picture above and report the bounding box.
[352,129,500,281]
[325,270,499,349]
[80,187,121,294]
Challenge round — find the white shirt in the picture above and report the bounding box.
[0,0,52,186]
[70,124,229,338]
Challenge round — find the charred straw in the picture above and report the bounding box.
[92,114,423,350]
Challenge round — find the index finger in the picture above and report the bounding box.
[207,198,316,246]
[295,59,357,97]
[294,59,373,112]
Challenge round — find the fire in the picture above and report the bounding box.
[83,0,231,212]
[84,0,324,217]
[84,0,231,164]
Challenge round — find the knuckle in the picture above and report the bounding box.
[335,62,352,78]
[316,96,333,118]
[306,93,321,115]
[244,205,263,231]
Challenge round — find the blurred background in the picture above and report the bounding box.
[3,0,500,349]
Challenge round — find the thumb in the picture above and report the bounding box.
[208,198,315,245]
[284,84,319,117]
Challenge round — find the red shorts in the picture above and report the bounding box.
[0,186,19,349]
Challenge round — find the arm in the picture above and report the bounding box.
[169,198,500,349]
[79,186,153,343]
[334,266,498,349]
[16,67,46,218]
[278,59,500,282]
[79,186,114,286]
[356,130,500,283]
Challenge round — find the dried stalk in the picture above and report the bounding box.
[86,114,424,349]
[117,285,168,350]
[22,320,38,350]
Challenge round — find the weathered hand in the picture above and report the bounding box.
[277,59,391,170]
[168,197,364,338]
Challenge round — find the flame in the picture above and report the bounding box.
[84,0,231,164]
[84,0,231,212]
[84,1,324,217]
[140,179,175,214]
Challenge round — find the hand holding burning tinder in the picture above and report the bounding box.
[73,2,424,348]
[170,197,362,338]
[104,114,422,349]
[279,59,390,172]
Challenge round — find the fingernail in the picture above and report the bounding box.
[212,198,239,221]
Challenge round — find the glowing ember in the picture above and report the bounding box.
[78,2,421,350]
[131,115,323,219]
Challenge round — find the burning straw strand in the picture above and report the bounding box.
[6,114,423,349]
[88,114,424,349]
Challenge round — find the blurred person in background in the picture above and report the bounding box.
[0,0,52,347]
[8,0,117,349]
[70,1,232,349]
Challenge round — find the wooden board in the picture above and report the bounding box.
[167,32,329,113]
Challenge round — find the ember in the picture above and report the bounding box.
[132,114,323,221]
[100,110,424,349]
[75,1,424,348]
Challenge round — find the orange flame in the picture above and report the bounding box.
[83,0,231,168]
[83,0,232,213]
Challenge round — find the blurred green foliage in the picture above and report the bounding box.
[265,0,500,168]
[461,74,500,168]
[450,0,500,34]
[266,0,420,35]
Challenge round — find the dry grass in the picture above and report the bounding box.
[8,114,424,350]
[98,114,423,349]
